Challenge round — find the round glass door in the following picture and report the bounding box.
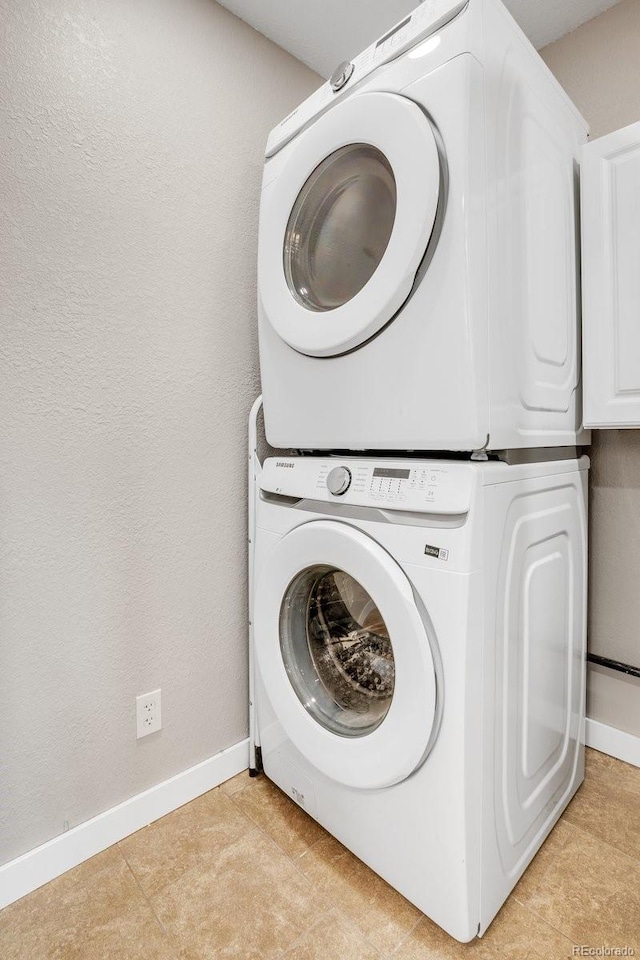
[283,144,397,312]
[280,565,395,737]
[254,519,439,789]
[259,91,442,357]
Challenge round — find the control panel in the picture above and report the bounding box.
[261,457,474,515]
[265,0,469,158]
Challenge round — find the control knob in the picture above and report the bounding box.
[326,466,352,496]
[329,60,354,92]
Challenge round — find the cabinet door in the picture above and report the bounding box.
[582,121,640,427]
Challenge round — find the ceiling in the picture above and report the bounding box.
[218,0,622,78]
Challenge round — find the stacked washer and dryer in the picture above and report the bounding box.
[250,0,589,943]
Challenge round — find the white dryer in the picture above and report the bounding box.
[258,0,589,453]
[251,454,588,942]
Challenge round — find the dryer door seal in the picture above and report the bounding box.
[259,91,441,358]
[254,520,439,789]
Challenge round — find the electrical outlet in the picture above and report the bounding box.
[136,689,162,739]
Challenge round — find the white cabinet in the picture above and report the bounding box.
[582,121,640,427]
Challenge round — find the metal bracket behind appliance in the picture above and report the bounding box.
[248,395,264,776]
[492,446,581,465]
[470,435,490,461]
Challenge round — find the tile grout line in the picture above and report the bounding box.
[113,785,321,960]
[385,914,423,958]
[559,811,640,871]
[117,843,182,959]
[228,774,388,960]
[560,814,640,869]
[563,761,640,855]
[510,894,580,950]
[113,788,266,908]
[220,786,384,960]
[227,779,422,957]
[277,906,388,960]
[509,820,579,945]
[119,774,631,958]
[272,907,359,960]
[127,770,634,957]
[230,763,640,953]
[514,814,640,947]
[225,782,325,876]
[512,824,575,906]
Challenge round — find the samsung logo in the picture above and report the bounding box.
[276,461,295,469]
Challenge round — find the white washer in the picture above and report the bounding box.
[251,454,588,942]
[258,0,589,453]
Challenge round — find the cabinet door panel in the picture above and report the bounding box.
[582,121,640,427]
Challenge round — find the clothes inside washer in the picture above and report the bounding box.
[307,569,395,713]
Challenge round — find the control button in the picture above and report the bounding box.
[329,60,354,92]
[327,466,352,496]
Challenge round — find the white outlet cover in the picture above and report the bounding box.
[136,689,162,739]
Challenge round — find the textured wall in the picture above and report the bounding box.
[0,0,319,865]
[542,0,640,737]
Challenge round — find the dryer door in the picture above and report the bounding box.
[259,91,442,357]
[254,520,439,789]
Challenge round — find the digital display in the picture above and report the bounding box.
[373,468,411,479]
[376,16,411,47]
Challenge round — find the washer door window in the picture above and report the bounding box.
[280,566,395,737]
[255,520,439,790]
[259,91,442,358]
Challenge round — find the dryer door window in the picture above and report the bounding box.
[280,565,395,737]
[284,145,397,312]
[259,91,442,357]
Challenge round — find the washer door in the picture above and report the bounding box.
[259,91,442,357]
[254,521,439,789]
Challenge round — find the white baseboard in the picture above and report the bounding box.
[0,738,249,911]
[586,717,640,768]
[3,722,637,913]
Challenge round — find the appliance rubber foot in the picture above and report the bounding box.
[249,746,263,777]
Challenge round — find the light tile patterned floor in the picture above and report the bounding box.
[2,748,639,959]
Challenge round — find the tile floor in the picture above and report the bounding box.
[2,747,639,959]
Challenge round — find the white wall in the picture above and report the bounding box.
[542,0,640,738]
[0,0,319,866]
